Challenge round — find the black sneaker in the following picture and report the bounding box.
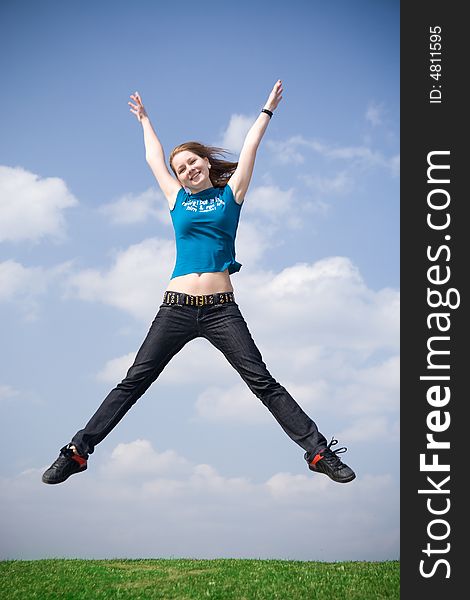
[305,437,356,483]
[42,445,88,484]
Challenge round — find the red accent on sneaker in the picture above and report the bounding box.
[72,454,87,467]
[310,451,324,468]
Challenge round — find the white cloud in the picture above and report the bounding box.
[0,165,78,243]
[389,154,400,176]
[0,259,71,319]
[192,356,398,443]
[104,439,190,478]
[87,252,398,442]
[96,352,137,383]
[0,439,399,561]
[195,384,270,424]
[342,355,400,414]
[266,135,394,172]
[226,258,398,441]
[338,415,399,444]
[236,258,399,355]
[195,380,328,425]
[220,114,256,154]
[265,136,308,165]
[301,170,352,196]
[266,470,330,498]
[87,254,399,362]
[243,185,303,228]
[326,145,382,162]
[0,384,19,402]
[157,338,234,385]
[232,184,319,268]
[365,101,385,126]
[99,187,170,226]
[235,220,273,265]
[0,260,48,301]
[95,336,241,391]
[66,238,175,321]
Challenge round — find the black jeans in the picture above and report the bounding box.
[71,299,327,458]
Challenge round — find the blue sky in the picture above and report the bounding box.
[0,0,399,561]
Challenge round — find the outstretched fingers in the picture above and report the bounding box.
[131,91,143,104]
[266,79,284,111]
[128,91,147,121]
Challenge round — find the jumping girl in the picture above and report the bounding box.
[42,80,355,485]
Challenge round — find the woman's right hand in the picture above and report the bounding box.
[128,91,148,122]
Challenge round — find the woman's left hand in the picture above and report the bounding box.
[264,79,284,112]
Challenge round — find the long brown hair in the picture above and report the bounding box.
[169,141,238,188]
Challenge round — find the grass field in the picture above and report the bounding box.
[0,558,399,599]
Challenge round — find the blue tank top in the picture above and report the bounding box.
[170,184,242,279]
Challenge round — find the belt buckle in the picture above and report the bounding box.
[197,295,204,306]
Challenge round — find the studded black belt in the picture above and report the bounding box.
[163,290,235,307]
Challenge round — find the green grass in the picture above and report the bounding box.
[0,559,399,600]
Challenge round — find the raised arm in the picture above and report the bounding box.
[128,92,181,205]
[227,80,283,204]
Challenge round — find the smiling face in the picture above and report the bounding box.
[171,150,212,192]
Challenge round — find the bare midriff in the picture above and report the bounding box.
[165,270,234,295]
